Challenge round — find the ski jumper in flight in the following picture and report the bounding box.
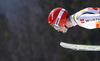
[48,7,100,33]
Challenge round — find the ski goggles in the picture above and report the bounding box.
[51,24,69,30]
[51,24,60,30]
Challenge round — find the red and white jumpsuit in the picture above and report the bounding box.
[70,7,100,29]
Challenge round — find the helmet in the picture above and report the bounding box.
[48,8,68,30]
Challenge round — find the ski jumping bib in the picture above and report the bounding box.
[70,7,100,29]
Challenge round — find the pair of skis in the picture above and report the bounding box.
[60,42,100,51]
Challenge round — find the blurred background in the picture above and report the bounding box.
[0,0,100,61]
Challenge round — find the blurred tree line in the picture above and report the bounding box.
[0,0,100,61]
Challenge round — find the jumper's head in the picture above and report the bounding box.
[48,8,68,30]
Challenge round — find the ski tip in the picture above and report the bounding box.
[60,42,68,48]
[60,42,64,46]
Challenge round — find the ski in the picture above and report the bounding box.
[60,42,100,51]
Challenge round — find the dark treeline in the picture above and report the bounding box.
[0,0,100,61]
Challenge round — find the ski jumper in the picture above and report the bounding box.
[70,7,100,29]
